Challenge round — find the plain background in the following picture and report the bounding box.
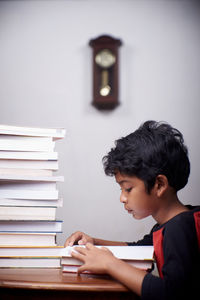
[0,0,200,245]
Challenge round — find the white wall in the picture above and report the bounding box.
[0,0,200,245]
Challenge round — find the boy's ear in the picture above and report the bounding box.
[154,175,169,197]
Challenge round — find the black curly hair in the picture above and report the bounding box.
[103,121,190,193]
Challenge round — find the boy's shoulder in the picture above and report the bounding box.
[167,205,200,228]
[151,206,200,256]
[154,205,200,234]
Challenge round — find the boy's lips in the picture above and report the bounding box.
[125,207,134,214]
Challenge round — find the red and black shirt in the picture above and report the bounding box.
[128,205,200,300]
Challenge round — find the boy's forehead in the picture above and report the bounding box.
[115,172,134,184]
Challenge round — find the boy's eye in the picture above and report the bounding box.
[119,187,133,193]
[125,187,132,193]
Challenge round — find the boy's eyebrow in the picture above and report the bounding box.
[117,180,131,185]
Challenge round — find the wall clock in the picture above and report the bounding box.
[89,35,122,110]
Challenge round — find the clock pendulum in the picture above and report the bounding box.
[95,49,116,97]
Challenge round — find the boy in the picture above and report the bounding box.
[65,121,200,300]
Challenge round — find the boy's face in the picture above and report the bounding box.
[115,172,159,220]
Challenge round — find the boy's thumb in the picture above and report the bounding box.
[78,238,86,245]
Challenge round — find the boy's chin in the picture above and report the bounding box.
[132,213,149,220]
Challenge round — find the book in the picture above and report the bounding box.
[0,135,55,152]
[0,232,56,246]
[62,261,153,273]
[0,189,59,200]
[0,257,60,268]
[0,151,58,160]
[0,198,63,207]
[0,174,64,182]
[0,168,53,177]
[0,206,56,220]
[61,245,154,273]
[62,245,154,260]
[0,245,64,257]
[0,220,63,233]
[61,257,152,272]
[0,159,58,170]
[0,181,59,200]
[0,181,57,190]
[0,124,65,139]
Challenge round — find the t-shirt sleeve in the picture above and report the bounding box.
[141,217,199,300]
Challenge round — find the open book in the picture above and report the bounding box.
[61,245,154,273]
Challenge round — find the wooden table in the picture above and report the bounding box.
[0,268,139,300]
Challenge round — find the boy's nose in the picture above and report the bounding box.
[120,192,127,203]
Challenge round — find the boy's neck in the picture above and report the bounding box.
[152,193,189,225]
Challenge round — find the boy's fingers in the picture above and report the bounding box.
[64,235,77,247]
[85,243,94,250]
[71,250,85,262]
[77,265,87,274]
[78,238,86,245]
[65,237,76,247]
[64,239,71,247]
[64,232,83,247]
[100,246,111,253]
[73,246,87,256]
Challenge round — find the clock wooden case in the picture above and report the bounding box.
[89,35,122,110]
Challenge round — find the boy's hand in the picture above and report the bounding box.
[64,231,94,247]
[72,243,116,274]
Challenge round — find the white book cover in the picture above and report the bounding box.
[0,181,57,190]
[0,257,60,268]
[0,206,56,221]
[0,159,58,170]
[0,174,64,182]
[61,246,154,273]
[0,168,53,177]
[62,245,154,261]
[0,151,58,160]
[0,180,58,199]
[0,124,65,139]
[0,245,64,257]
[0,190,59,200]
[0,232,56,246]
[62,260,153,273]
[0,198,63,207]
[0,220,63,233]
[0,135,55,152]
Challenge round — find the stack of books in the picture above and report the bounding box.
[0,124,65,268]
[61,245,154,273]
[0,245,65,268]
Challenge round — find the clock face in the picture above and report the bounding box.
[95,49,116,68]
